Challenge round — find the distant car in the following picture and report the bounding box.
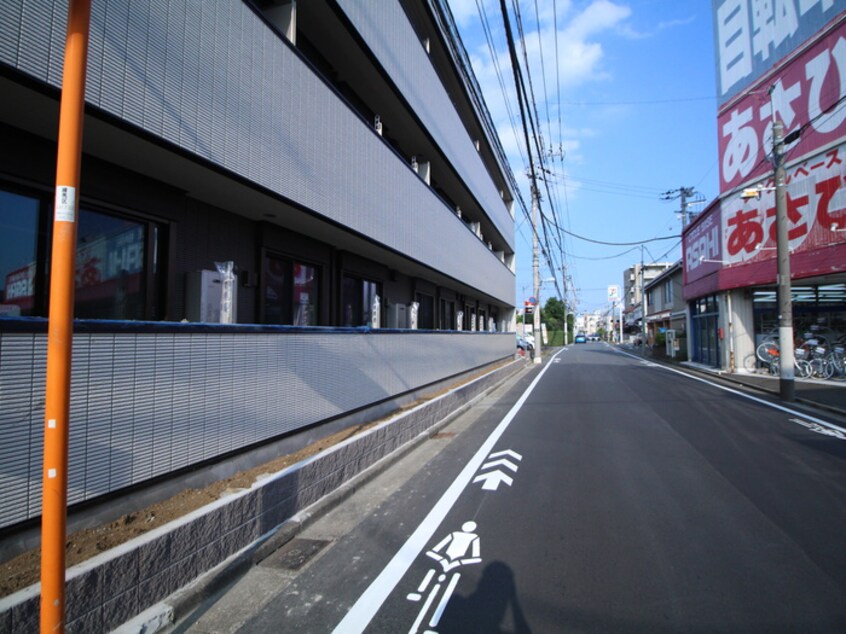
[516,336,534,351]
[574,334,587,344]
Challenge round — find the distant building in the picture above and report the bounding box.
[622,262,673,333]
[644,261,685,354]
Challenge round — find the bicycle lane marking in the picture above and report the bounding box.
[331,348,566,634]
[612,347,846,436]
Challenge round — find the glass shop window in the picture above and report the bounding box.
[264,254,320,326]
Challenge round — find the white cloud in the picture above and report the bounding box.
[447,0,481,28]
[565,0,631,42]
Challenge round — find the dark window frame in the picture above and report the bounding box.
[0,180,168,321]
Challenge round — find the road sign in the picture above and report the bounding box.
[608,285,620,302]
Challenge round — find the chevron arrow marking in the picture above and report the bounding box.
[473,470,514,491]
[480,458,519,473]
[488,449,522,461]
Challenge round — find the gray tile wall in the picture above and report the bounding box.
[0,328,513,529]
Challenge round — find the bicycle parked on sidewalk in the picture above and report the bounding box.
[754,340,812,378]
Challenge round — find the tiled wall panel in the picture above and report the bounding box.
[335,0,515,247]
[0,329,513,529]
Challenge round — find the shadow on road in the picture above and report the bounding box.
[438,560,531,633]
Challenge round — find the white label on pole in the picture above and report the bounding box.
[54,186,76,222]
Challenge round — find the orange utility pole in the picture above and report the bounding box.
[40,1,91,631]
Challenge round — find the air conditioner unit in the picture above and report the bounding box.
[387,303,407,329]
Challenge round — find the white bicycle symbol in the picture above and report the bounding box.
[406,521,481,634]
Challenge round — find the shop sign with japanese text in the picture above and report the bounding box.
[721,143,846,266]
[683,206,722,283]
[719,18,846,192]
[714,0,843,107]
[685,141,846,297]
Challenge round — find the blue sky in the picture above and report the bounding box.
[446,0,720,315]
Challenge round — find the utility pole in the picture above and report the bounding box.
[618,299,623,344]
[640,246,647,351]
[561,265,568,346]
[738,87,798,400]
[531,181,542,364]
[773,118,795,401]
[41,1,92,631]
[662,186,699,229]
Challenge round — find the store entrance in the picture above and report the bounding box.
[691,295,720,367]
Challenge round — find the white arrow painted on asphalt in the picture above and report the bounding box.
[480,458,519,473]
[473,449,522,490]
[473,470,514,491]
[488,449,522,461]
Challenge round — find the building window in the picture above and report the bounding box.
[415,292,434,329]
[264,254,320,326]
[439,298,455,331]
[0,189,41,316]
[663,280,673,305]
[1,185,165,320]
[75,208,149,320]
[342,275,380,327]
[465,304,477,331]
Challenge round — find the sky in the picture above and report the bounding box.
[445,0,720,316]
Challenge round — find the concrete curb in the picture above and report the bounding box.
[0,359,527,634]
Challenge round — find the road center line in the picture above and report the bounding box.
[332,349,565,633]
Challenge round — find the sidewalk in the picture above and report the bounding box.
[685,364,846,415]
[619,344,846,418]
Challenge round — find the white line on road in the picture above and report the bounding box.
[613,348,846,436]
[332,350,565,633]
[789,418,846,439]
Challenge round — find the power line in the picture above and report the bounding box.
[561,95,717,106]
[569,246,641,260]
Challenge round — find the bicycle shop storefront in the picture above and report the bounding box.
[752,282,846,351]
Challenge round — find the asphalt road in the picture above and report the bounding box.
[172,343,846,633]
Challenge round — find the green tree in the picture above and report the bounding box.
[543,297,565,331]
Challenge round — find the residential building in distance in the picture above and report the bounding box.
[643,261,686,357]
[622,262,673,335]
